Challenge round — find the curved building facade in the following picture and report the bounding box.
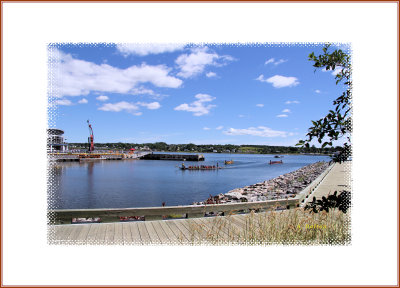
[47,128,68,152]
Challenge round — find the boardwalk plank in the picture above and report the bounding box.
[171,219,194,242]
[95,223,108,244]
[105,223,115,244]
[158,221,180,244]
[86,224,100,244]
[75,224,92,243]
[165,220,188,244]
[151,221,170,244]
[198,217,231,242]
[144,222,161,244]
[122,222,133,244]
[129,222,142,244]
[114,223,123,245]
[137,222,151,244]
[176,219,199,243]
[55,225,74,242]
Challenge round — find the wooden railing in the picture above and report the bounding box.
[49,164,334,225]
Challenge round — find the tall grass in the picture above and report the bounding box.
[187,208,351,245]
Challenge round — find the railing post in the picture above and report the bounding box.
[186,212,204,218]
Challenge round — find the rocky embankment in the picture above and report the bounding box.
[194,161,329,205]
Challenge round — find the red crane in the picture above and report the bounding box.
[87,120,94,152]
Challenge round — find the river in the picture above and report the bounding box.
[49,153,330,209]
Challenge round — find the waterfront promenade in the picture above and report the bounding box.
[49,162,350,245]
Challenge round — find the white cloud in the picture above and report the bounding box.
[285,100,300,104]
[96,95,109,101]
[206,72,217,78]
[277,114,288,118]
[223,126,289,137]
[265,58,275,65]
[256,104,264,107]
[98,101,139,114]
[203,127,211,130]
[51,49,182,97]
[174,93,216,116]
[256,74,299,88]
[176,47,234,78]
[78,98,88,104]
[315,89,321,94]
[238,114,245,118]
[137,102,161,110]
[265,58,288,66]
[116,43,186,56]
[54,99,73,106]
[282,108,291,113]
[216,126,224,130]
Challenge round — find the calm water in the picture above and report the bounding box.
[49,153,330,209]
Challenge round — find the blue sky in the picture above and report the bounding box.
[49,43,348,146]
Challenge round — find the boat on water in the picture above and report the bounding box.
[224,160,234,165]
[180,163,222,170]
[274,155,283,158]
[269,160,283,165]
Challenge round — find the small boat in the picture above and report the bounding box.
[274,155,283,158]
[224,160,234,165]
[269,160,283,165]
[180,165,222,170]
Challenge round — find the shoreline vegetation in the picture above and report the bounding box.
[194,162,330,206]
[187,208,351,245]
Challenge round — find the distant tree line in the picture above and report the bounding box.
[68,142,342,155]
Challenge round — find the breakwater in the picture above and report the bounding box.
[196,161,329,205]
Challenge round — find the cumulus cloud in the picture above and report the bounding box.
[256,104,264,107]
[315,89,321,94]
[51,49,182,97]
[116,43,186,56]
[216,126,224,130]
[282,108,291,113]
[223,126,289,137]
[256,74,299,88]
[54,99,73,106]
[203,127,211,130]
[206,72,217,78]
[265,58,288,66]
[176,47,234,78]
[98,101,139,113]
[137,102,161,110]
[96,95,109,101]
[277,114,288,118]
[285,100,300,104]
[98,101,160,115]
[78,98,88,104]
[174,93,216,116]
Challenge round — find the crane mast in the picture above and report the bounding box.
[87,120,94,152]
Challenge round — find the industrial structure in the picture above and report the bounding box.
[47,128,68,152]
[87,120,94,152]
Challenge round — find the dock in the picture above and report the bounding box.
[49,162,349,245]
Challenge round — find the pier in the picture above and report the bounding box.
[48,162,349,244]
[140,153,205,161]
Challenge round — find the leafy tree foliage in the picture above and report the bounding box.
[305,191,351,214]
[297,44,352,163]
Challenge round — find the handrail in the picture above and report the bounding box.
[49,198,298,224]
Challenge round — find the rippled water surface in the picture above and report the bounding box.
[50,153,330,209]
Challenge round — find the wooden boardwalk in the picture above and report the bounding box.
[49,213,252,245]
[49,162,350,245]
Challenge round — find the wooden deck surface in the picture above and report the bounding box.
[49,162,350,245]
[49,213,253,245]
